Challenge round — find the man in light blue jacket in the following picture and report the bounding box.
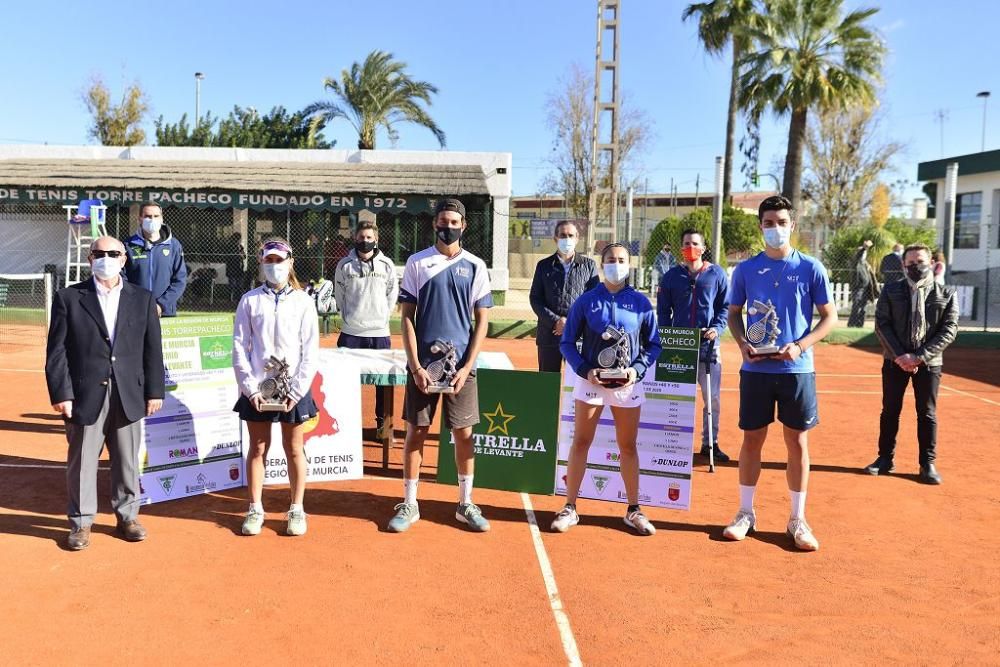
[334,221,399,428]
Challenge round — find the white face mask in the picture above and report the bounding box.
[92,256,122,281]
[762,225,791,249]
[263,261,290,286]
[142,217,162,236]
[603,262,630,284]
[557,238,577,255]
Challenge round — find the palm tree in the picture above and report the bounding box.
[305,50,445,150]
[739,0,885,214]
[682,0,761,203]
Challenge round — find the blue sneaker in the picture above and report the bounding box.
[387,502,420,533]
[456,503,490,532]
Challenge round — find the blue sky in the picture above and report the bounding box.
[1,0,996,208]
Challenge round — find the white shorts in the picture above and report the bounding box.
[571,375,646,408]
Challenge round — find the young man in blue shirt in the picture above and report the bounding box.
[388,199,493,533]
[657,229,730,462]
[123,202,187,317]
[723,196,837,551]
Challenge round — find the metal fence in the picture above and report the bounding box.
[0,200,494,315]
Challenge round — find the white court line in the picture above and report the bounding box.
[0,463,109,470]
[719,388,882,394]
[940,384,1000,407]
[520,492,582,667]
[0,368,44,373]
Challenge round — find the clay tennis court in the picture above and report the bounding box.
[1,334,997,664]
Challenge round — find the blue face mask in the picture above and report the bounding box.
[763,225,791,249]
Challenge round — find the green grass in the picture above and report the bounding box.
[0,307,46,326]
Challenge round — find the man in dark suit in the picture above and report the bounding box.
[529,221,600,372]
[46,236,165,550]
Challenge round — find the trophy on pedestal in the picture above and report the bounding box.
[596,325,631,384]
[425,340,459,394]
[747,299,781,357]
[258,356,292,411]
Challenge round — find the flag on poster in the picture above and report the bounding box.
[554,326,701,510]
[259,350,364,485]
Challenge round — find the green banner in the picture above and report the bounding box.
[0,186,443,214]
[438,369,560,495]
[654,326,701,384]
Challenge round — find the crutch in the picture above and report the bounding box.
[703,335,716,473]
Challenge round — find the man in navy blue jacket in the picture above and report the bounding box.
[124,202,187,317]
[657,229,730,461]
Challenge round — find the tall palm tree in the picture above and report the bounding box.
[682,0,761,203]
[305,50,445,150]
[739,0,885,214]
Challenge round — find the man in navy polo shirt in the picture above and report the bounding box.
[722,196,837,552]
[387,198,493,533]
[657,228,730,462]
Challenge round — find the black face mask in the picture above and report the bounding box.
[436,226,463,245]
[354,240,376,254]
[906,264,931,281]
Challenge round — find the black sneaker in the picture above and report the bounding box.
[864,457,895,476]
[700,443,730,463]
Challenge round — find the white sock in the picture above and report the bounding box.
[457,474,474,505]
[739,484,756,513]
[289,503,303,514]
[790,490,806,520]
[403,479,419,505]
[250,502,264,514]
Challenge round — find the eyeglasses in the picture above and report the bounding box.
[92,250,124,258]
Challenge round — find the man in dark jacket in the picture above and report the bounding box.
[657,229,730,461]
[866,244,958,484]
[46,236,165,550]
[529,220,599,372]
[124,202,187,316]
[848,240,879,327]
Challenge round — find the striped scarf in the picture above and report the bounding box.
[906,273,933,349]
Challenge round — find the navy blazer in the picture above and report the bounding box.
[45,279,165,426]
[529,253,600,346]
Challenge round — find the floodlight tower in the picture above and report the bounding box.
[587,0,622,250]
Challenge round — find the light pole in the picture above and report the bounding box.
[195,72,205,125]
[977,91,990,152]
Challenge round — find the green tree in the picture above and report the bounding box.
[646,205,761,269]
[884,217,935,249]
[682,0,762,203]
[738,0,886,214]
[304,50,445,150]
[155,106,331,148]
[82,77,149,146]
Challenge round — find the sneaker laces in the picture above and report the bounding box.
[462,503,483,518]
[555,506,576,519]
[393,502,415,517]
[626,509,648,524]
[731,509,754,527]
[788,517,812,537]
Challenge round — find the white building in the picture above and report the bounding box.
[918,149,999,325]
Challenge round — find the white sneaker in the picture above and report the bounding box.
[722,509,756,541]
[286,509,308,536]
[787,517,819,551]
[241,508,265,536]
[624,509,656,536]
[550,506,580,533]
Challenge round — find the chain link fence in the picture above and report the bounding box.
[0,198,495,313]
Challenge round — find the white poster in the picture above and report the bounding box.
[554,327,700,510]
[259,350,364,485]
[139,315,245,504]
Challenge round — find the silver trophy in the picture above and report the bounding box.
[746,299,781,356]
[258,356,292,411]
[425,339,459,394]
[596,325,631,383]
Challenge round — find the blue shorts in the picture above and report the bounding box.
[738,371,819,431]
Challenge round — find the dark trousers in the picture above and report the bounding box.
[877,359,942,465]
[537,345,564,373]
[338,333,391,420]
[848,288,869,327]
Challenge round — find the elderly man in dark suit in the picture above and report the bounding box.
[46,236,165,550]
